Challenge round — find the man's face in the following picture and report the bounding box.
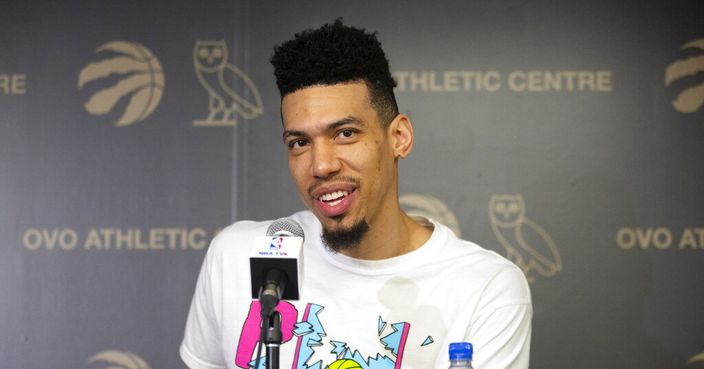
[281,82,398,247]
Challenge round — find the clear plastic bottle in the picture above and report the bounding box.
[448,342,474,368]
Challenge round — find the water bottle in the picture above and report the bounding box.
[448,342,473,368]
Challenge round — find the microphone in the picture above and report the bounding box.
[249,218,304,318]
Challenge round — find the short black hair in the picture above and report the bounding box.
[270,18,399,126]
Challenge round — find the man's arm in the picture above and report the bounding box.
[180,237,227,369]
[467,267,532,369]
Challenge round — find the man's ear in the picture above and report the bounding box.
[388,114,414,158]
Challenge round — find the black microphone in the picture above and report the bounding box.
[249,218,304,318]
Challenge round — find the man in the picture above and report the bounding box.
[181,19,531,369]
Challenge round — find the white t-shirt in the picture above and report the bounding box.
[180,211,531,369]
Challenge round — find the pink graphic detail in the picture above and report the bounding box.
[235,300,298,368]
[291,303,312,369]
[394,322,410,369]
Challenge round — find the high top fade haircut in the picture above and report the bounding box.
[270,19,399,127]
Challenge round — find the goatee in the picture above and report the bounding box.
[321,219,369,252]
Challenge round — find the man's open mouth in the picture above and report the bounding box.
[317,189,354,207]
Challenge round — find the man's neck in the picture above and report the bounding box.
[337,210,433,260]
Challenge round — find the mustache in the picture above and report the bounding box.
[307,175,361,196]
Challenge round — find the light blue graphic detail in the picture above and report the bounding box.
[380,322,406,357]
[377,316,387,336]
[248,357,266,369]
[295,304,326,369]
[329,335,400,368]
[421,336,434,346]
[345,350,395,369]
[294,321,314,336]
[293,305,410,369]
[330,340,348,358]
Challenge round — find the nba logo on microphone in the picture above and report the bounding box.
[270,236,284,250]
[269,236,288,256]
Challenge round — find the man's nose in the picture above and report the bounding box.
[310,142,341,179]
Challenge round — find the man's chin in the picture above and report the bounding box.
[314,209,350,227]
[320,218,369,252]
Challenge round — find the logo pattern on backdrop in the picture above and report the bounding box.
[193,40,263,126]
[87,350,151,369]
[665,38,704,114]
[392,70,612,93]
[689,351,704,365]
[0,73,27,95]
[399,194,461,237]
[78,41,164,126]
[489,194,562,283]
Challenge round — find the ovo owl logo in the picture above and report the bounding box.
[87,350,151,369]
[489,194,562,283]
[78,41,165,126]
[192,40,263,126]
[665,38,704,114]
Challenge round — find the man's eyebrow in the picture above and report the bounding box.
[282,129,306,141]
[282,116,363,141]
[327,116,363,130]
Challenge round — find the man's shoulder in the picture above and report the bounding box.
[434,223,530,300]
[433,222,512,267]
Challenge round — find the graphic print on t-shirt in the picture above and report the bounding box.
[377,277,447,368]
[235,301,419,369]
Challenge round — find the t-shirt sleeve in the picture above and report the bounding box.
[180,237,227,369]
[467,266,532,369]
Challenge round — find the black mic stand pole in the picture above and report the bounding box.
[264,311,282,369]
[259,269,286,369]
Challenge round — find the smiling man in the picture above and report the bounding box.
[181,19,532,369]
[281,82,424,259]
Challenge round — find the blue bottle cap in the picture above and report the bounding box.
[449,342,473,360]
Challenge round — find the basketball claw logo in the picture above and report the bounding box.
[87,350,151,369]
[78,41,164,126]
[489,194,562,283]
[399,194,462,237]
[689,351,704,365]
[665,38,704,114]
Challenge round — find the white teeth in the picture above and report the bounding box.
[327,199,343,207]
[319,190,349,202]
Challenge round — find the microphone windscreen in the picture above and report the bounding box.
[267,218,305,239]
[250,218,304,300]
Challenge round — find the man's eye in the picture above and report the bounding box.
[288,139,307,149]
[338,129,354,138]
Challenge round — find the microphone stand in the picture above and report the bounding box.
[264,311,282,369]
[259,269,286,369]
